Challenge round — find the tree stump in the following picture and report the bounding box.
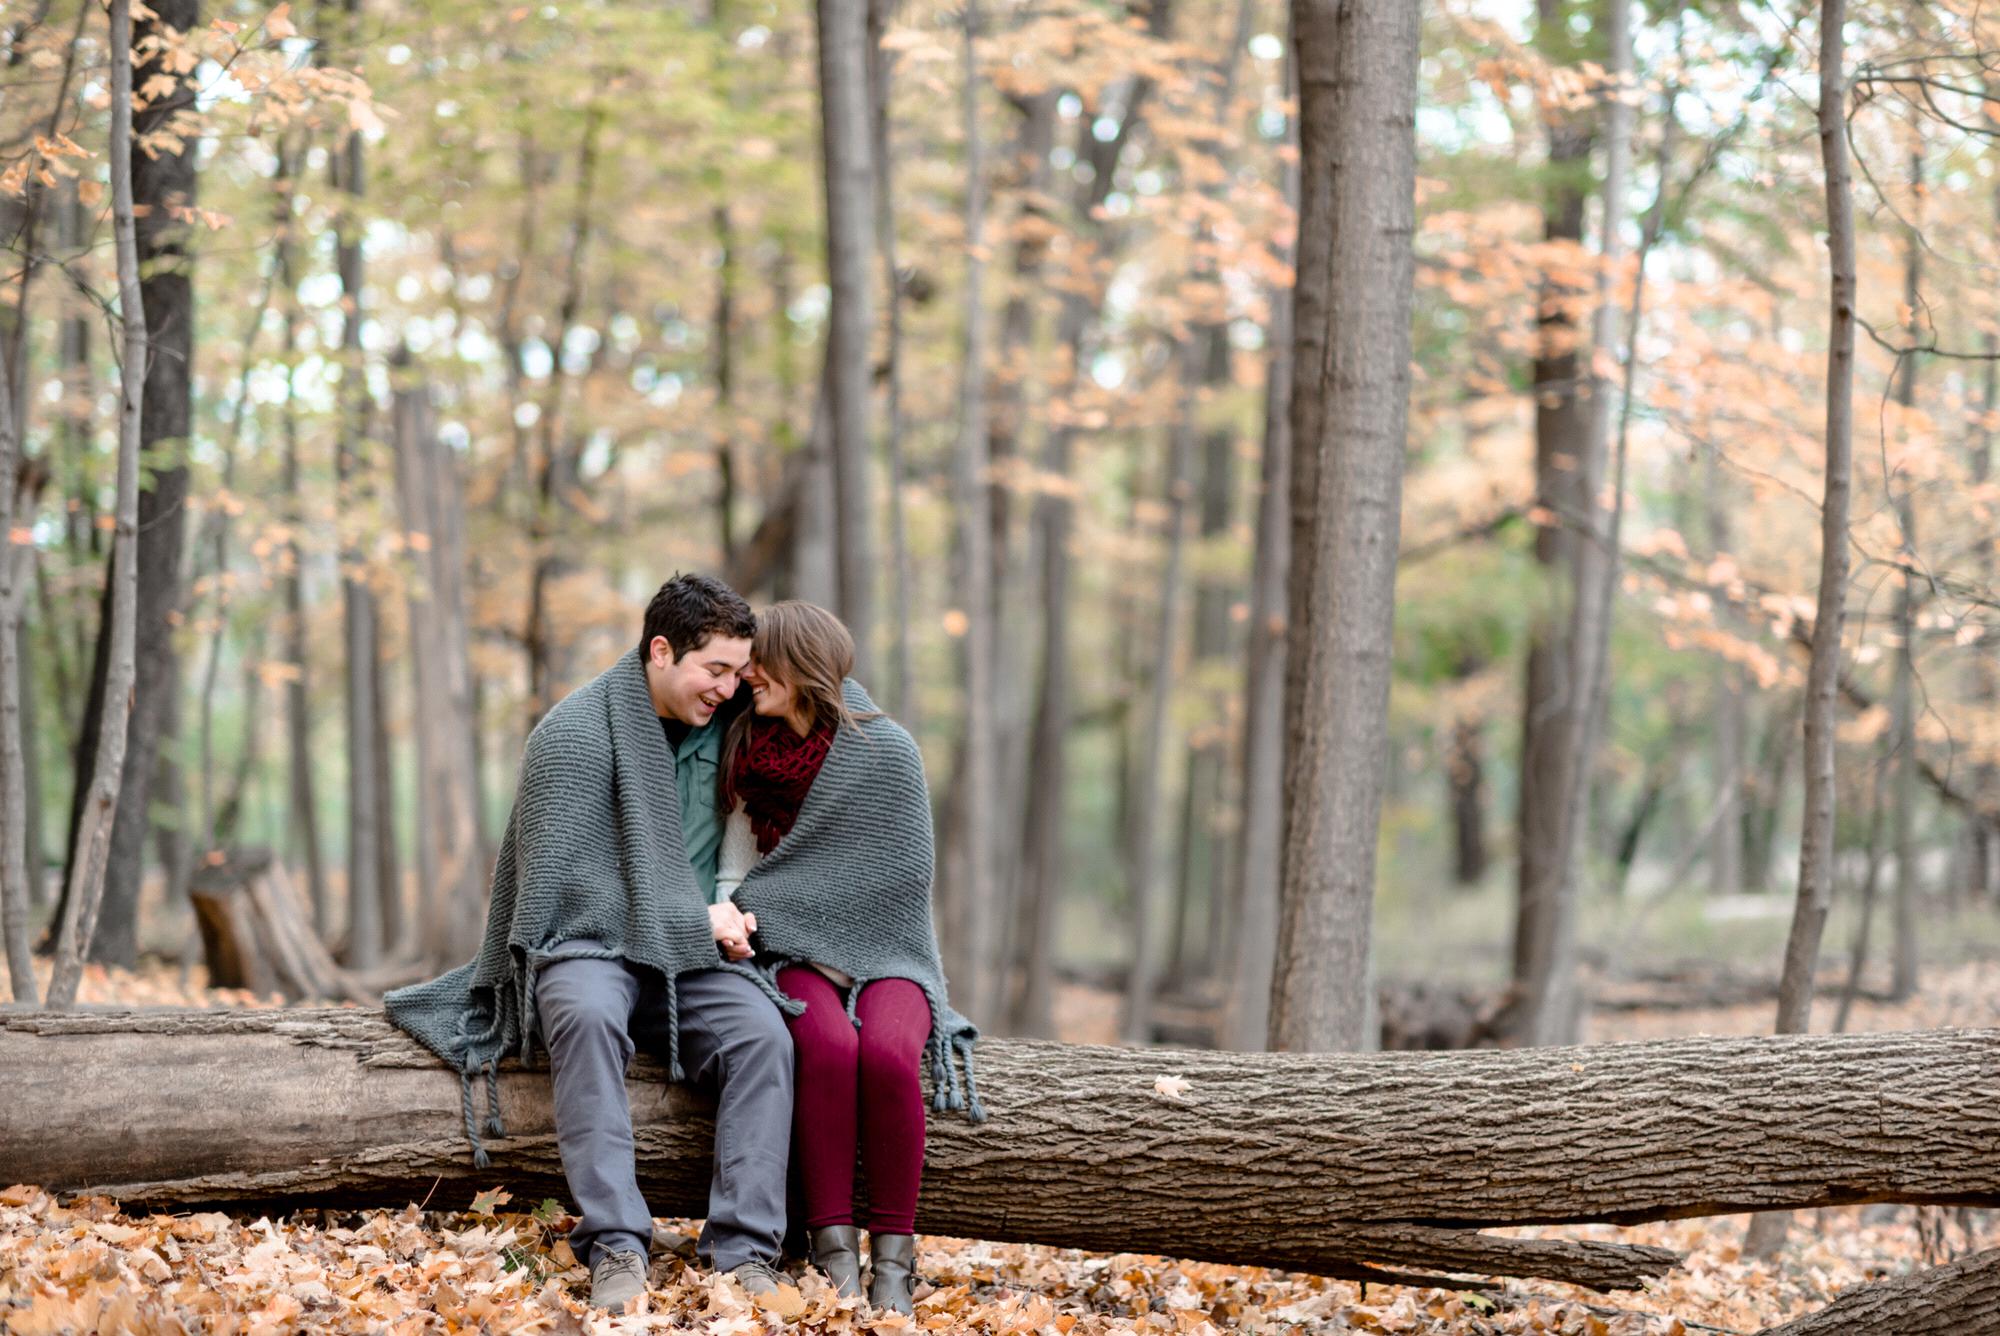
[189,850,367,1003]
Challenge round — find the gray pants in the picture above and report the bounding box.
[535,955,793,1270]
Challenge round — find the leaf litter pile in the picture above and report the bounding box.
[5,961,1996,1333]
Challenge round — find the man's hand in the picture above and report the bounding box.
[709,901,758,961]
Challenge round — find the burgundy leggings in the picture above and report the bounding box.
[778,965,930,1234]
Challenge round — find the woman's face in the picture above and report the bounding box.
[744,657,796,721]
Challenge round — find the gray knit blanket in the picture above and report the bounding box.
[382,648,793,1164]
[734,679,984,1120]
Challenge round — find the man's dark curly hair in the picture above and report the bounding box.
[640,573,756,662]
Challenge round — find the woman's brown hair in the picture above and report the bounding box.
[719,601,878,809]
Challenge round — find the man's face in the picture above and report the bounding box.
[647,632,752,726]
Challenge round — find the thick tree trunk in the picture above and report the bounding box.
[1271,0,1419,1052]
[21,1019,2000,1289]
[815,0,877,675]
[14,1017,2000,1287]
[1756,1249,2000,1335]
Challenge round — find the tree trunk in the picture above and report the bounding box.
[815,0,877,676]
[1508,0,1632,1046]
[1755,1250,2000,1335]
[1004,49,1166,1037]
[1888,143,1922,1003]
[1747,0,1856,1262]
[390,350,487,968]
[278,224,328,940]
[1449,707,1489,886]
[44,0,148,1007]
[1224,41,1297,1053]
[943,0,999,1026]
[1774,0,1855,1048]
[867,0,914,723]
[16,1015,2000,1292]
[52,0,198,971]
[1705,433,1745,897]
[1121,342,1198,1044]
[1270,0,1419,1052]
[333,66,382,970]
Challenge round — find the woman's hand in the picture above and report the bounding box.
[708,901,759,961]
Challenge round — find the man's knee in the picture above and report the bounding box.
[728,1000,794,1080]
[537,963,634,1058]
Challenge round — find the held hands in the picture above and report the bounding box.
[708,901,758,961]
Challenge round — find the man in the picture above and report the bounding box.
[385,573,795,1312]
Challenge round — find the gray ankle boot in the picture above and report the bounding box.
[867,1232,917,1315]
[810,1224,863,1298]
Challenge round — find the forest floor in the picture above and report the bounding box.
[5,955,1998,1334]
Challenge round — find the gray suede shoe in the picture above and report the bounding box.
[588,1249,648,1312]
[810,1225,864,1298]
[867,1233,917,1315]
[729,1257,787,1299]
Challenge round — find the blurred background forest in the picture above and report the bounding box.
[3,0,1999,1056]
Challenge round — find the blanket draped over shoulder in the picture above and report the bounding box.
[733,679,984,1120]
[382,648,793,1165]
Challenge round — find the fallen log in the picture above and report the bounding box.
[1756,1248,2000,1334]
[9,1012,1999,1289]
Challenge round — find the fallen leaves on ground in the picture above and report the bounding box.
[2,1187,1991,1334]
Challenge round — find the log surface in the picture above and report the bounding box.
[9,1010,1999,1284]
[1757,1248,2000,1335]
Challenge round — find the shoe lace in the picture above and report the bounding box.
[596,1250,646,1282]
[731,1258,785,1288]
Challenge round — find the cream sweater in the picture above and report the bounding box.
[717,802,852,988]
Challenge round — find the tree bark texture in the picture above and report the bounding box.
[1773,0,1855,1039]
[30,1017,1988,1287]
[1756,1249,2000,1335]
[52,0,198,971]
[1225,34,1297,1053]
[815,0,877,677]
[45,0,148,1008]
[1271,0,1419,1052]
[390,351,488,968]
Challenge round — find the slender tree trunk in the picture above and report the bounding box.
[1508,0,1630,1045]
[1122,344,1199,1044]
[1270,0,1419,1052]
[0,281,29,1003]
[46,0,147,1007]
[713,205,739,565]
[331,0,381,969]
[1225,42,1298,1052]
[1746,0,1856,1260]
[868,0,914,723]
[816,0,877,675]
[1006,46,1166,1036]
[523,108,603,725]
[1705,435,1746,897]
[1889,143,1922,1002]
[1776,0,1848,1056]
[51,0,199,969]
[1449,696,1490,887]
[275,157,327,939]
[943,0,998,1024]
[1833,758,1889,1033]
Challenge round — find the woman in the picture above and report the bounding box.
[714,601,981,1314]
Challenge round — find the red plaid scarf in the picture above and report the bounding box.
[729,717,835,854]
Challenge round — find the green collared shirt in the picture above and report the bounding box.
[662,717,725,903]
